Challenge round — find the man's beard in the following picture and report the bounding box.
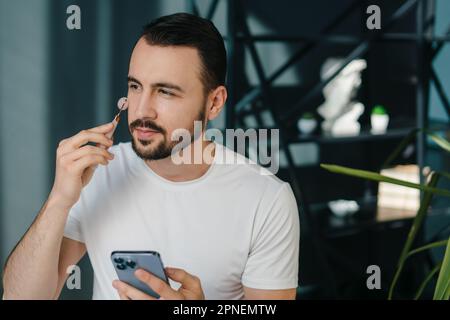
[129,107,206,161]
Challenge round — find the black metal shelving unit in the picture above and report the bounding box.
[188,0,450,298]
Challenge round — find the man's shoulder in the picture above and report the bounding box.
[215,143,288,194]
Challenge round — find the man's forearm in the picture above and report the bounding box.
[2,195,71,299]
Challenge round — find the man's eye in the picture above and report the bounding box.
[128,83,139,90]
[159,89,174,96]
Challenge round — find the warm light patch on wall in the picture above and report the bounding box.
[376,165,430,221]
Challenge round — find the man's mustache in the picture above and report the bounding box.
[129,119,165,134]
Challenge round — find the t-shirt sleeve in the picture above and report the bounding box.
[242,183,300,290]
[63,195,86,243]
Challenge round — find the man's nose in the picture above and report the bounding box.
[135,92,157,120]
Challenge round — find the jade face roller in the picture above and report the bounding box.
[105,97,129,140]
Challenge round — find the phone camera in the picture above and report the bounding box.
[126,260,136,268]
[114,257,124,264]
[116,263,126,270]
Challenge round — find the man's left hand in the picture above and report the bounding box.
[112,267,205,300]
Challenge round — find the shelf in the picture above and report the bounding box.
[223,33,450,44]
[289,127,416,144]
[310,198,450,239]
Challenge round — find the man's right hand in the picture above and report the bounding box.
[1,124,113,299]
[49,122,116,209]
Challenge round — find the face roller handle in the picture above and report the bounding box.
[105,97,128,140]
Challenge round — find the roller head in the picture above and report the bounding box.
[117,97,129,110]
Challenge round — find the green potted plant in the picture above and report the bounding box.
[371,104,389,134]
[321,128,450,300]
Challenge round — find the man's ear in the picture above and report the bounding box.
[206,86,227,121]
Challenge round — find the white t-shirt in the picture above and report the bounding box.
[64,141,300,300]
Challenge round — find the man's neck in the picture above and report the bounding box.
[145,139,215,182]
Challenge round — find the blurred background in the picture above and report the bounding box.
[0,0,449,299]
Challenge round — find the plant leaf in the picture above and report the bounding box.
[414,261,442,300]
[320,164,450,198]
[426,131,450,153]
[407,240,448,258]
[435,170,450,181]
[381,128,449,169]
[388,172,440,299]
[407,240,447,299]
[382,128,419,169]
[433,237,450,300]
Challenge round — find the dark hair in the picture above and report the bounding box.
[140,13,227,94]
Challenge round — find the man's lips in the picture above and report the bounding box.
[134,127,160,140]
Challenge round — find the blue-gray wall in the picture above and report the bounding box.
[0,0,51,293]
[430,0,450,122]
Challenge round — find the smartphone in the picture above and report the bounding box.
[111,251,168,298]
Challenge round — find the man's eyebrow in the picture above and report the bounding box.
[151,82,185,93]
[127,76,143,86]
[127,76,185,93]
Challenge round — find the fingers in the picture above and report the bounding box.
[57,145,113,177]
[65,145,114,162]
[89,122,115,133]
[69,131,113,150]
[71,154,110,173]
[135,269,179,300]
[112,280,130,300]
[58,123,114,155]
[118,292,130,300]
[165,267,201,291]
[112,280,156,300]
[105,119,119,140]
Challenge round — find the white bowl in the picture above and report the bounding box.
[328,200,360,217]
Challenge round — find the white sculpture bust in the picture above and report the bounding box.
[317,58,367,137]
